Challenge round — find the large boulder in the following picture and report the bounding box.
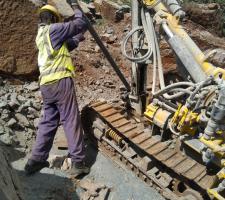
[0,0,39,77]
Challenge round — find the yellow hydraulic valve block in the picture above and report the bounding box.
[143,0,159,6]
[200,136,225,159]
[171,104,199,136]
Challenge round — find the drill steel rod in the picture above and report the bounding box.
[80,8,131,92]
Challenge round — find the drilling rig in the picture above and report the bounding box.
[81,0,225,199]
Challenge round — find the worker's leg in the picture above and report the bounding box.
[56,77,85,163]
[31,103,60,162]
[25,83,60,175]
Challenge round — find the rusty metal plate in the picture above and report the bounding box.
[139,137,160,150]
[164,153,186,168]
[132,133,151,145]
[175,159,196,174]
[147,142,168,155]
[101,108,118,117]
[127,130,144,140]
[195,170,207,182]
[91,101,107,108]
[124,128,140,139]
[156,149,176,162]
[106,113,123,123]
[112,118,130,128]
[94,104,112,112]
[137,129,145,134]
[118,124,137,133]
[198,175,216,189]
[184,164,205,180]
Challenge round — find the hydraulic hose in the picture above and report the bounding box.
[121,8,153,63]
[169,88,192,95]
[145,11,194,100]
[153,82,194,97]
[122,7,195,99]
[188,76,213,102]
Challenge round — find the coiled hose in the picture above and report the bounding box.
[121,9,153,63]
[122,8,195,100]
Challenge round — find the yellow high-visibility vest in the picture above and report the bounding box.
[36,25,75,85]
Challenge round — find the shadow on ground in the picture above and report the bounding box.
[84,139,99,167]
[0,140,80,200]
[15,168,80,200]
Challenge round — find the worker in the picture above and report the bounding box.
[24,1,90,177]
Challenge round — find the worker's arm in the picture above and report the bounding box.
[66,33,85,52]
[49,9,87,51]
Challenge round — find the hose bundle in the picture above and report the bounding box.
[122,8,194,100]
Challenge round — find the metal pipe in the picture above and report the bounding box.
[162,0,185,18]
[130,0,143,114]
[204,86,225,140]
[132,0,139,50]
[162,22,174,38]
[152,2,225,80]
[167,34,206,82]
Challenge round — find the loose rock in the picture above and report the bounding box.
[0,132,13,146]
[24,82,39,91]
[15,113,30,127]
[0,101,7,109]
[7,118,17,128]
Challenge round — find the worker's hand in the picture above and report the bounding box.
[67,0,78,6]
[67,0,79,10]
[75,33,85,42]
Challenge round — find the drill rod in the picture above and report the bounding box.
[80,9,131,92]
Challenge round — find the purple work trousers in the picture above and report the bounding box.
[31,77,85,163]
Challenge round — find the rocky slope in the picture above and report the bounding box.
[0,78,42,200]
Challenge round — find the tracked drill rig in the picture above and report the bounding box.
[81,0,225,199]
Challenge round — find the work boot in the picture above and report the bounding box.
[24,159,49,175]
[69,161,90,177]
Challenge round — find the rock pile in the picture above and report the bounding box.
[0,78,42,151]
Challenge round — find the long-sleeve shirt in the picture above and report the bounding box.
[49,9,87,52]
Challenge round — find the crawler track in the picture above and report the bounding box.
[82,101,217,200]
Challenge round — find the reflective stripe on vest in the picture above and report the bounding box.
[36,25,75,85]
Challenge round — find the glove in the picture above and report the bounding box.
[67,0,79,6]
[75,33,85,42]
